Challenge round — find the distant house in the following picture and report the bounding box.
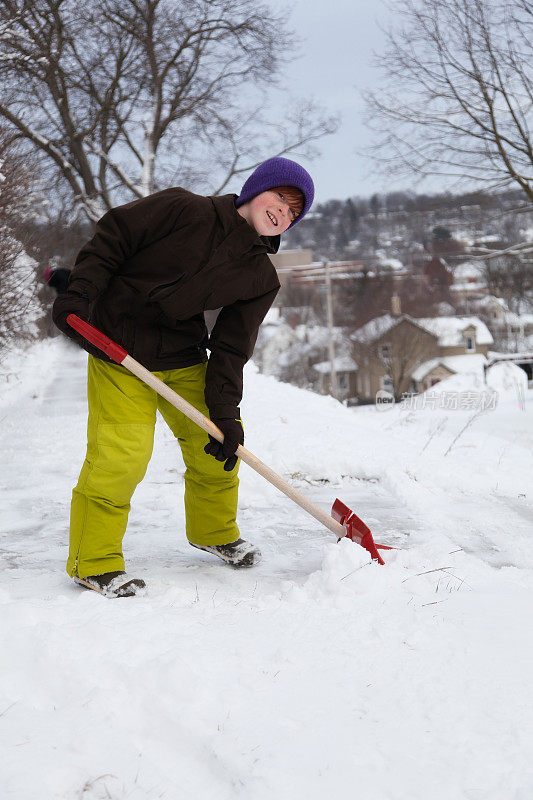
[430,236,466,257]
[313,356,358,401]
[471,295,533,351]
[411,354,488,392]
[423,256,453,288]
[414,316,493,356]
[351,313,493,401]
[450,260,488,304]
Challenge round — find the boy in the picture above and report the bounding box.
[53,156,314,597]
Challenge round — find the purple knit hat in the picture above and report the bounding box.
[235,156,314,230]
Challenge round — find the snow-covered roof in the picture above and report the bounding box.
[488,351,533,363]
[474,234,501,244]
[450,282,488,293]
[435,302,456,316]
[351,313,493,347]
[472,296,533,324]
[453,261,485,280]
[415,316,494,347]
[375,252,405,271]
[476,295,508,311]
[351,314,400,344]
[313,357,358,374]
[412,353,488,382]
[411,359,454,382]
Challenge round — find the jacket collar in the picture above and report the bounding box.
[209,194,280,255]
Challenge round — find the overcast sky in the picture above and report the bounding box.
[269,0,403,204]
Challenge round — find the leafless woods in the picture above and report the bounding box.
[0,0,337,220]
[366,0,533,203]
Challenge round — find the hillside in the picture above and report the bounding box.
[0,338,532,799]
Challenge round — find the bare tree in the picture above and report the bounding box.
[365,0,533,204]
[0,128,42,351]
[0,0,337,221]
[481,251,533,309]
[354,319,437,400]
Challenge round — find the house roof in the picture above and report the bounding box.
[411,359,455,382]
[313,356,358,374]
[453,261,486,280]
[474,296,533,326]
[350,313,431,344]
[450,281,488,293]
[351,313,493,347]
[476,295,508,311]
[414,316,494,346]
[351,314,399,343]
[412,353,488,382]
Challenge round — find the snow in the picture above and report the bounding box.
[0,247,42,344]
[351,313,398,343]
[411,353,487,382]
[477,294,508,311]
[374,251,404,271]
[415,316,493,347]
[313,356,358,373]
[453,261,486,281]
[257,323,348,377]
[1,337,533,799]
[450,281,488,293]
[474,234,501,244]
[351,314,494,348]
[261,307,283,326]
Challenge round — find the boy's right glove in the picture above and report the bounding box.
[204,418,244,472]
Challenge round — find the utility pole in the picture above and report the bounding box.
[324,260,339,399]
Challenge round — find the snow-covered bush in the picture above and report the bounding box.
[0,132,43,357]
[254,317,351,391]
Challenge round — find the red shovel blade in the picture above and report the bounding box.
[331,498,393,565]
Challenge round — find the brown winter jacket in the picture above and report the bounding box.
[66,188,281,418]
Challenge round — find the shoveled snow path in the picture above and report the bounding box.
[1,338,532,800]
[0,339,416,598]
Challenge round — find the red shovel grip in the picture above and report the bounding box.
[67,314,128,364]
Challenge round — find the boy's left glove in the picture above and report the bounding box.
[204,418,244,472]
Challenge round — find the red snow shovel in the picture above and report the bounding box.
[67,314,391,564]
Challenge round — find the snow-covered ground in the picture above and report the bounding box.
[1,337,532,799]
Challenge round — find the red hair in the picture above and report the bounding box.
[273,185,305,218]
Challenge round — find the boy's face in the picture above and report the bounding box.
[238,190,297,235]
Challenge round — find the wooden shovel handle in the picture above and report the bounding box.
[122,354,346,539]
[67,315,346,539]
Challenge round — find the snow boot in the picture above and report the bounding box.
[74,571,146,598]
[189,538,261,567]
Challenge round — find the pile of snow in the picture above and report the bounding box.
[486,360,528,394]
[0,337,532,799]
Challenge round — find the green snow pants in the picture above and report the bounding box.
[67,355,240,578]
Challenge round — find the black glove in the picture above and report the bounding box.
[52,290,110,360]
[47,268,72,295]
[52,289,89,334]
[204,418,244,472]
